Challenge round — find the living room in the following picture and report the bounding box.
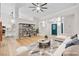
[0,3,79,56]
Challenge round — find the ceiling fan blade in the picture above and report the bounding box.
[36,3,41,5]
[37,3,39,5]
[29,6,36,8]
[40,9,43,12]
[41,3,47,6]
[37,10,39,13]
[32,9,36,11]
[32,3,37,6]
[41,7,47,9]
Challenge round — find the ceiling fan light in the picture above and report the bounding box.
[36,7,40,10]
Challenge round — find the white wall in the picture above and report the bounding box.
[1,3,15,26]
[17,4,79,36]
[1,3,17,55]
[63,6,79,36]
[39,18,58,36]
[57,6,79,36]
[74,7,79,34]
[1,3,79,37]
[40,5,79,36]
[1,3,20,38]
[19,8,53,36]
[39,17,63,36]
[1,3,16,37]
[15,17,38,38]
[64,15,75,36]
[39,20,50,36]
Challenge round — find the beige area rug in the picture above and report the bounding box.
[0,35,67,56]
[16,36,63,56]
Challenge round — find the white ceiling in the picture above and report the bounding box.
[16,3,78,19]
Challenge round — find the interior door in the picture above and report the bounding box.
[51,24,57,35]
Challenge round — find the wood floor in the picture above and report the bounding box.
[0,35,44,56]
[0,36,9,56]
[16,35,44,47]
[0,35,58,56]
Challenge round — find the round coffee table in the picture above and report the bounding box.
[39,39,50,49]
[38,39,50,55]
[63,45,79,56]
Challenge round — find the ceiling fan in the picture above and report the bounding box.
[29,3,47,13]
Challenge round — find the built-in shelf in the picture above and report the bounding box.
[19,23,39,38]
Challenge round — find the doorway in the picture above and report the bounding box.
[51,24,57,35]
